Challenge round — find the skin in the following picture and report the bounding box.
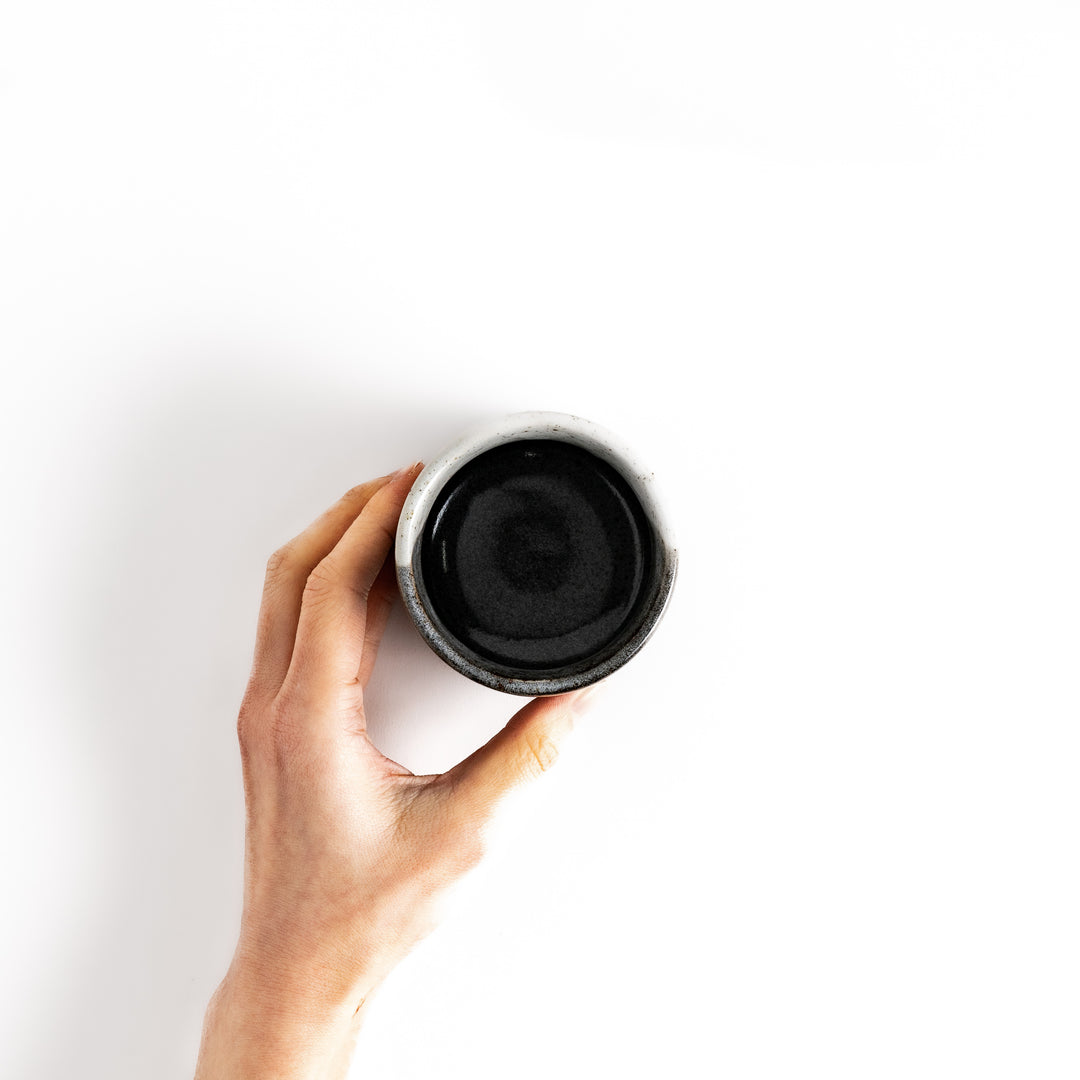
[194,463,600,1079]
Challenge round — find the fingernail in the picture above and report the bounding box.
[391,460,424,480]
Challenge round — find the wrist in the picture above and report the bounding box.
[194,959,373,1079]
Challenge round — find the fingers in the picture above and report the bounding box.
[248,473,403,700]
[282,462,424,709]
[441,685,601,825]
[354,552,400,689]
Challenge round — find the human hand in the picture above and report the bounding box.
[194,465,599,1079]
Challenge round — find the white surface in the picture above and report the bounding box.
[1,3,1077,1078]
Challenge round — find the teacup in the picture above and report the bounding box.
[395,411,677,695]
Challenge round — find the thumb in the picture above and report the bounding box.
[443,685,600,824]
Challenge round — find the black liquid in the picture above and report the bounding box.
[418,439,656,673]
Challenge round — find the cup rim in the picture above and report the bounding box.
[395,411,678,695]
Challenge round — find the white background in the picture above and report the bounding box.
[2,3,1078,1077]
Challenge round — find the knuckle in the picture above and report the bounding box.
[235,699,263,756]
[302,560,339,598]
[305,559,370,605]
[237,692,307,772]
[264,543,295,579]
[523,730,560,775]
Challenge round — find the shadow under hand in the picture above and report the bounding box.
[20,365,496,1080]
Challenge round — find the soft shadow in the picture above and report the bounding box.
[19,364,503,1079]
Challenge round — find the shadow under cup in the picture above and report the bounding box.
[396,414,677,695]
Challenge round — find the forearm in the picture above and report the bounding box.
[194,961,374,1080]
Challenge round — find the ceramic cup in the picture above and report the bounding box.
[395,411,677,695]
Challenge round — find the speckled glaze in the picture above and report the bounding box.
[395,412,678,695]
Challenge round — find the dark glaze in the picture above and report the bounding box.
[418,439,656,673]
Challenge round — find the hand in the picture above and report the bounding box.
[195,465,599,1079]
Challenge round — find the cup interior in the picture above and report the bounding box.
[396,413,676,695]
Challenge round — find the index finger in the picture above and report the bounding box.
[248,472,402,701]
[281,462,423,705]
